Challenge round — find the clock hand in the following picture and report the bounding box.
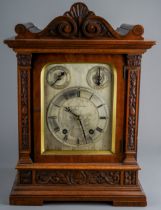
[64,107,87,143]
[78,117,87,144]
[96,67,101,86]
[64,107,79,118]
[51,71,65,86]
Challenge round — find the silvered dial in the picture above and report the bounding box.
[47,87,109,147]
[46,66,70,89]
[87,65,111,89]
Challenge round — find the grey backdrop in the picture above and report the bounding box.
[0,0,161,209]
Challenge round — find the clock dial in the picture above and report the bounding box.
[47,87,108,147]
[46,66,70,89]
[42,63,115,152]
[87,65,111,89]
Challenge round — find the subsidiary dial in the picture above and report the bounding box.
[46,66,70,89]
[87,65,111,89]
[47,87,109,147]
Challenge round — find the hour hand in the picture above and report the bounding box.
[64,107,79,118]
[64,106,71,113]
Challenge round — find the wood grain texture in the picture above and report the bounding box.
[16,162,140,170]
[4,2,155,206]
[4,39,155,54]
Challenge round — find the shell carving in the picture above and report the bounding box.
[64,2,95,20]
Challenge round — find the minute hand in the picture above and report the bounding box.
[78,118,87,144]
[64,107,87,143]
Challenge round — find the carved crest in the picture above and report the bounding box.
[15,2,144,39]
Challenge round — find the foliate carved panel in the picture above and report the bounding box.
[126,55,141,151]
[19,170,32,184]
[128,70,137,150]
[18,54,32,150]
[20,70,29,150]
[124,171,137,185]
[35,170,121,185]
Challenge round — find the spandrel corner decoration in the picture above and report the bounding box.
[4,2,155,206]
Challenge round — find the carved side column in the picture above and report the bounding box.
[17,53,32,164]
[124,55,142,164]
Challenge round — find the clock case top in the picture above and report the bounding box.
[4,0,155,166]
[4,2,155,206]
[4,1,155,165]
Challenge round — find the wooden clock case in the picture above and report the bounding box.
[4,2,155,206]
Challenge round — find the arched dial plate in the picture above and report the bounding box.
[47,87,109,147]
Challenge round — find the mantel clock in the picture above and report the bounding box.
[4,2,155,206]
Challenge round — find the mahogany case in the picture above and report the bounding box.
[4,2,155,206]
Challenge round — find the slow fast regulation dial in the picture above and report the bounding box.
[46,66,70,89]
[87,65,111,89]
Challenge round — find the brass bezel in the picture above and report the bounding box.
[41,63,117,155]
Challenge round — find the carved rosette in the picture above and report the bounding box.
[126,55,141,151]
[35,170,121,185]
[124,171,137,185]
[17,54,32,150]
[19,170,32,184]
